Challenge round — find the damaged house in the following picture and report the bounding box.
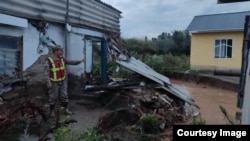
[0,1,199,135]
[0,0,198,106]
[0,0,121,93]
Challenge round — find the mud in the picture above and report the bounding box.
[0,72,241,141]
[172,79,240,124]
[166,72,239,92]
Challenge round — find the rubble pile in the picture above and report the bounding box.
[84,78,197,141]
[23,55,49,86]
[0,94,77,141]
[0,98,46,134]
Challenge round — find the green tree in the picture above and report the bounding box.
[155,38,175,54]
[124,38,158,60]
[169,30,190,54]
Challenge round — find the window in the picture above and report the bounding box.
[0,36,22,77]
[214,39,232,58]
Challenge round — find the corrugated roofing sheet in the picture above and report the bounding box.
[116,56,198,108]
[187,11,250,33]
[105,34,199,108]
[0,0,121,33]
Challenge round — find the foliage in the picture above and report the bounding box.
[91,30,197,80]
[92,59,101,76]
[163,54,190,72]
[52,126,101,141]
[53,125,72,141]
[143,54,190,74]
[170,30,190,54]
[124,38,159,57]
[92,30,192,77]
[190,116,206,125]
[155,39,175,54]
[138,115,159,134]
[101,53,191,78]
[144,54,165,73]
[153,30,191,55]
[83,128,101,141]
[219,105,235,125]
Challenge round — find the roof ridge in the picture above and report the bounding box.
[195,10,250,17]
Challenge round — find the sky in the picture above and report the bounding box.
[101,0,250,39]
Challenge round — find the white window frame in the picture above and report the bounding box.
[214,38,233,59]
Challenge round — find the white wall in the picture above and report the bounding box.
[23,23,65,70]
[67,27,104,75]
[0,20,104,77]
[67,33,85,76]
[23,23,44,70]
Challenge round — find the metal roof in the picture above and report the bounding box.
[115,56,199,108]
[0,0,121,34]
[105,34,199,108]
[187,11,250,33]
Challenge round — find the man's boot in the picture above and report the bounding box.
[49,104,55,118]
[61,102,73,115]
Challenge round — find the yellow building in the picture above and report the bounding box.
[187,11,250,75]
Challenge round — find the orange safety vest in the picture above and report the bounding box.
[47,57,66,82]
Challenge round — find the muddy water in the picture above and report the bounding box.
[172,79,240,124]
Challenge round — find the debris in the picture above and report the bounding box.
[105,34,199,109]
[0,98,47,135]
[97,108,140,130]
[83,77,195,139]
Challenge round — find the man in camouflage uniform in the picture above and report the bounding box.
[44,45,84,117]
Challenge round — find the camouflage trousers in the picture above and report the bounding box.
[48,80,68,105]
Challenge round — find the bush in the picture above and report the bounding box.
[143,54,190,74]
[144,54,165,73]
[84,128,101,141]
[53,126,72,141]
[138,115,159,134]
[52,126,101,141]
[190,116,206,125]
[92,48,191,78]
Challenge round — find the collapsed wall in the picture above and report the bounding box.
[23,54,48,86]
[21,54,49,97]
[23,47,84,95]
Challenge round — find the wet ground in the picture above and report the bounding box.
[58,77,241,131]
[172,79,240,124]
[1,74,241,141]
[16,101,109,141]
